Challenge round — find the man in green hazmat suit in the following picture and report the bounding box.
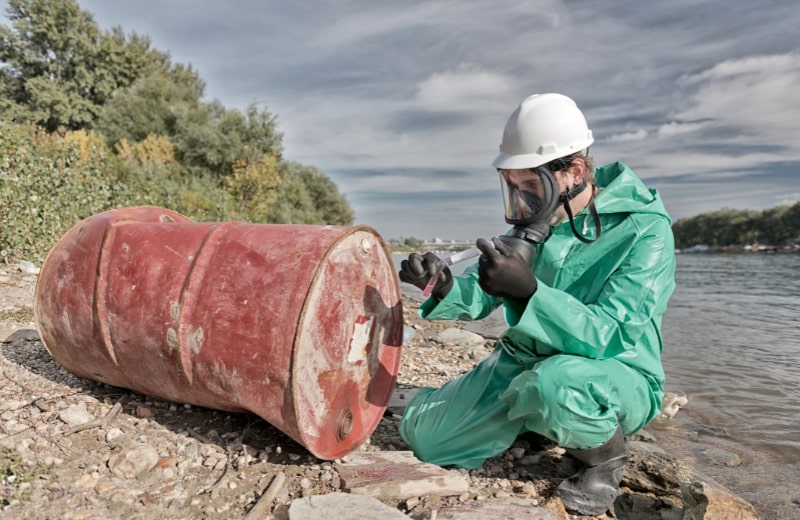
[397,92,676,516]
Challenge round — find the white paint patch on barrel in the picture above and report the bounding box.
[348,316,374,363]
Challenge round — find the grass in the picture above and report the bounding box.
[0,446,47,506]
[0,307,34,323]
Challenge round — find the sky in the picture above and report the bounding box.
[4,1,800,241]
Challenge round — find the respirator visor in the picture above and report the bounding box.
[497,166,561,226]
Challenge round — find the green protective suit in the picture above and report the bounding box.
[399,162,676,469]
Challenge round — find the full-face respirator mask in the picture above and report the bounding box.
[495,157,599,267]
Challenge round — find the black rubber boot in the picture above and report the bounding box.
[554,427,628,516]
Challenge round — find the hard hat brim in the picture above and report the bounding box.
[492,152,551,170]
[492,139,593,171]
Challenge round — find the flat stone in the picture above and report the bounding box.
[433,328,485,347]
[463,346,491,361]
[436,500,563,519]
[108,445,160,479]
[386,387,420,414]
[337,450,469,503]
[701,447,741,467]
[2,328,40,346]
[58,404,94,427]
[288,492,409,520]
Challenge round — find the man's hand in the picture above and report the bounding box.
[476,237,537,306]
[399,252,453,300]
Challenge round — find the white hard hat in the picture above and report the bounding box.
[492,93,594,170]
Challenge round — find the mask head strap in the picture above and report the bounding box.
[548,153,602,244]
[560,181,602,244]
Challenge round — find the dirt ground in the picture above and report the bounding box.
[0,266,588,520]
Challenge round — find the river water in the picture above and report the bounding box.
[393,252,800,519]
[658,253,800,519]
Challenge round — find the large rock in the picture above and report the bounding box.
[680,482,760,520]
[337,451,468,503]
[613,441,760,520]
[623,441,698,506]
[288,493,409,520]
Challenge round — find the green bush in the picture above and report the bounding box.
[1,121,355,264]
[0,122,180,263]
[1,122,103,262]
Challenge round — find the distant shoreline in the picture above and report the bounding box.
[391,246,800,255]
[677,245,799,254]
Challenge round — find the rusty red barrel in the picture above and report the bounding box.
[34,206,403,459]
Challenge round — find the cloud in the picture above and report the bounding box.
[276,63,515,175]
[606,129,648,143]
[776,192,800,206]
[414,64,515,108]
[673,53,800,155]
[656,121,711,137]
[601,52,800,188]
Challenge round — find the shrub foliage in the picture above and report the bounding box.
[0,0,354,264]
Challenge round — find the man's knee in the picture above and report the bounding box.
[504,355,618,447]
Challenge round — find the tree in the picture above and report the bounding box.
[293,163,354,225]
[95,68,205,145]
[89,26,176,106]
[0,0,353,232]
[225,154,282,221]
[0,0,171,131]
[672,204,800,248]
[403,237,424,249]
[267,162,354,226]
[785,202,800,244]
[267,165,315,224]
[0,0,284,182]
[172,101,283,180]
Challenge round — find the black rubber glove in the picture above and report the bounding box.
[476,237,537,306]
[398,252,453,300]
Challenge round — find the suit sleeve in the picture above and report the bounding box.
[419,264,503,321]
[504,217,676,359]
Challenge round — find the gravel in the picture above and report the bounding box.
[0,268,598,519]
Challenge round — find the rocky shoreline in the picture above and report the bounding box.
[0,267,759,519]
